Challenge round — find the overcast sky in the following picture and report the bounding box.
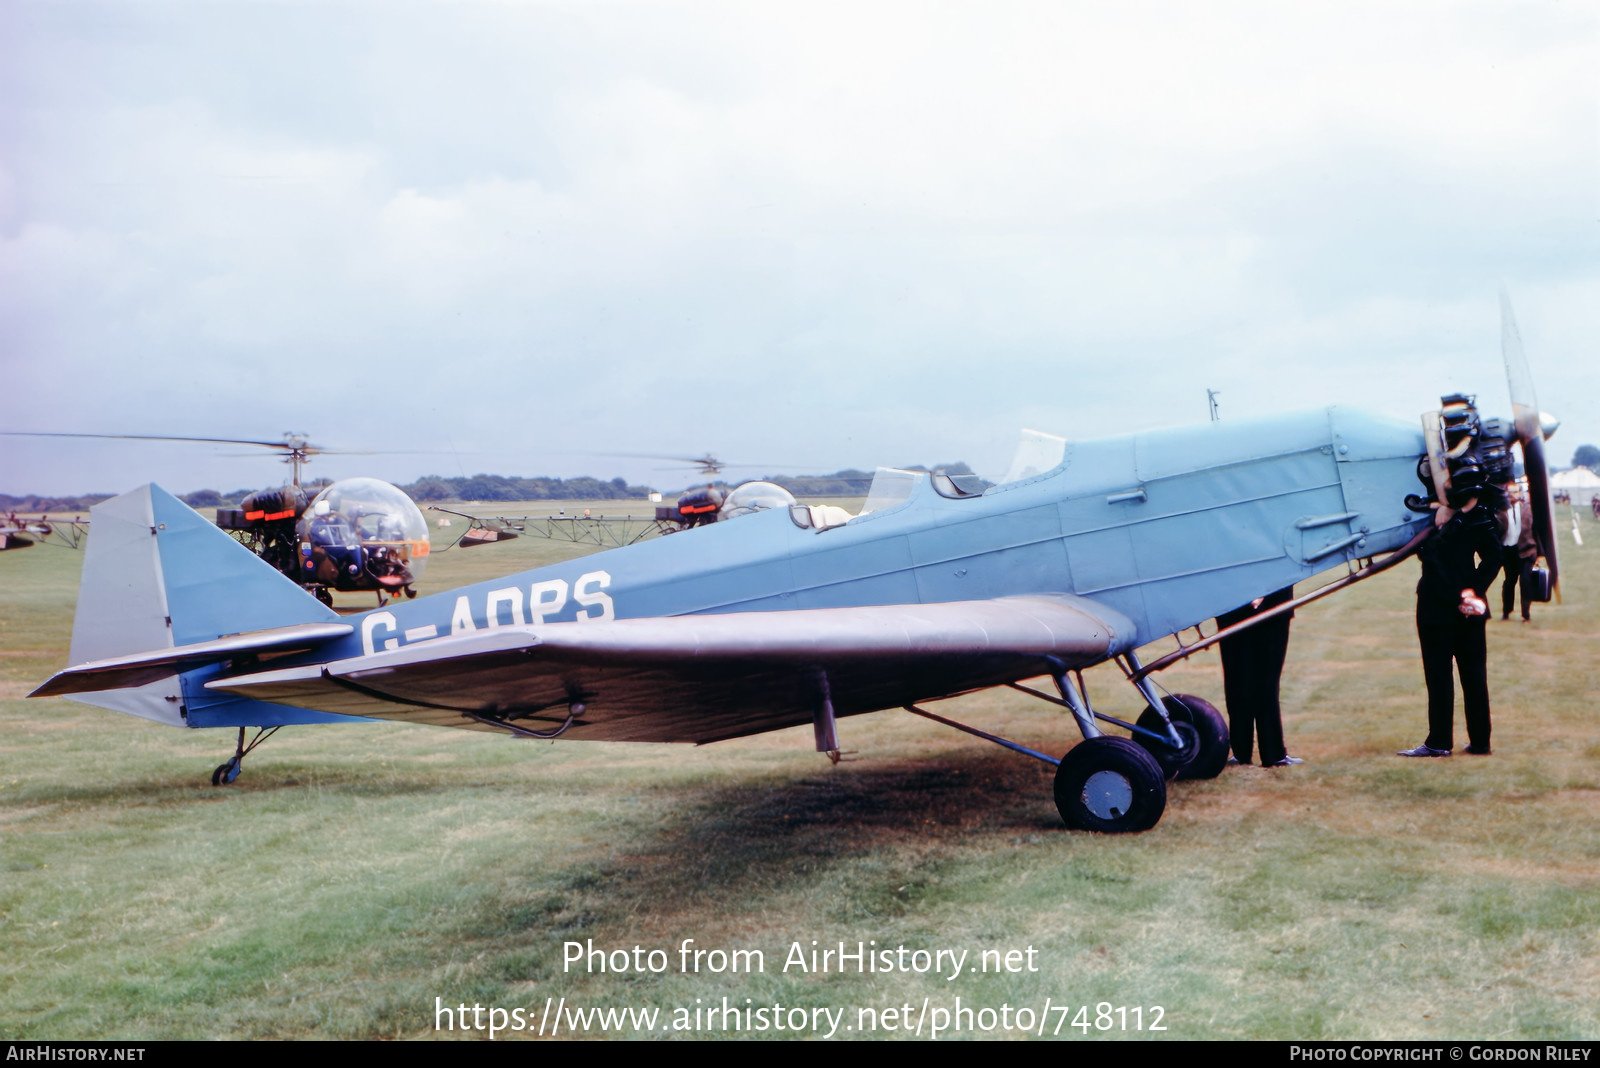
[2,0,1596,496]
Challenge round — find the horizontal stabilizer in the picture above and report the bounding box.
[31,622,353,698]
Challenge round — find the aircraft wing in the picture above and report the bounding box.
[205,594,1136,744]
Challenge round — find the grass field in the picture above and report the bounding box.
[2,499,1597,1040]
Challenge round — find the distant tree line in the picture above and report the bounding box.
[6,462,984,513]
[1575,444,1600,472]
[0,493,110,514]
[178,474,652,506]
[401,474,652,501]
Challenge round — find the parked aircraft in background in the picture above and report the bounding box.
[1,432,431,605]
[0,512,87,551]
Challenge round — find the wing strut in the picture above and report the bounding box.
[902,704,1062,767]
[1005,681,1178,747]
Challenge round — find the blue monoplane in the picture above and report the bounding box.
[31,298,1561,833]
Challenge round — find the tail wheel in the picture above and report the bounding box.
[1136,694,1229,781]
[1053,736,1166,833]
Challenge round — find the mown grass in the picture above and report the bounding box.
[1,499,1597,1040]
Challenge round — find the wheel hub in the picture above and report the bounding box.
[1169,722,1199,764]
[1080,770,1134,820]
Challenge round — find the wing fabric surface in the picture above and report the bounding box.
[206,595,1135,744]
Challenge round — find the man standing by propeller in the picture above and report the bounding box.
[1399,471,1507,759]
[1401,296,1562,758]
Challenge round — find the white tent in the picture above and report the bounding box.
[1552,467,1600,509]
[1552,467,1600,495]
[1551,467,1600,489]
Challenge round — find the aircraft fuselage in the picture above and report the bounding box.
[181,405,1430,729]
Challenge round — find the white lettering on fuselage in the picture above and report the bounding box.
[574,571,614,621]
[451,595,476,636]
[486,586,525,628]
[361,611,399,654]
[528,579,568,623]
[362,570,614,656]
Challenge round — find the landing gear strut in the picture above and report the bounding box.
[904,699,1168,835]
[210,725,280,786]
[903,654,1230,834]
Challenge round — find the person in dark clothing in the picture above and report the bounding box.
[1400,500,1504,757]
[1499,485,1537,621]
[1217,586,1299,767]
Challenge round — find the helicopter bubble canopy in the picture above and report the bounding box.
[719,481,798,521]
[298,477,429,587]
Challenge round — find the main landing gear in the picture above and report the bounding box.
[905,652,1229,834]
[1053,736,1167,833]
[211,725,280,786]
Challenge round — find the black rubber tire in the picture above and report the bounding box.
[211,762,231,786]
[1168,694,1229,780]
[1134,701,1200,780]
[1053,736,1167,833]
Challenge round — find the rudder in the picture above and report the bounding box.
[65,484,337,725]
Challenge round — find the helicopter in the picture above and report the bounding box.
[217,478,430,607]
[0,432,432,606]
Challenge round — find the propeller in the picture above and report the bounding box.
[1500,289,1560,600]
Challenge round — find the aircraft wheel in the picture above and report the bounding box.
[1167,695,1229,780]
[1133,702,1199,780]
[404,586,417,599]
[1054,737,1166,833]
[210,759,240,787]
[313,587,334,608]
[1134,695,1229,780]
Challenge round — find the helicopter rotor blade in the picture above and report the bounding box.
[1500,289,1559,599]
[1,431,319,450]
[2,433,429,460]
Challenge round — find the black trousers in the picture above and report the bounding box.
[1218,615,1292,765]
[1500,548,1531,619]
[1416,612,1490,752]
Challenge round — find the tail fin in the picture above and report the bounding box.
[63,484,336,725]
